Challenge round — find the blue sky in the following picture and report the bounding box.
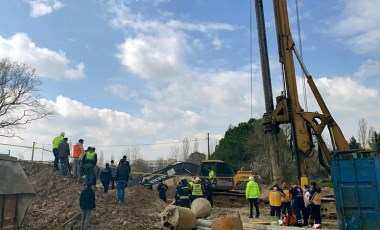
[0,0,379,162]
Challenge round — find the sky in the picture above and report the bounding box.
[0,0,379,162]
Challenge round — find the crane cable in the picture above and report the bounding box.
[249,0,253,118]
[295,0,308,111]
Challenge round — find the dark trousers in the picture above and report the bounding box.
[248,198,259,218]
[110,177,115,189]
[281,202,292,216]
[53,148,59,170]
[302,207,311,226]
[270,205,281,218]
[310,203,321,224]
[206,195,214,207]
[102,181,110,193]
[84,164,95,186]
[159,194,167,203]
[294,208,303,227]
[179,199,190,208]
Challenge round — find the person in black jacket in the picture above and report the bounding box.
[290,183,305,227]
[100,163,112,193]
[204,178,214,207]
[115,159,130,203]
[157,179,169,203]
[79,184,96,230]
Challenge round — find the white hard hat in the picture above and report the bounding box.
[249,176,254,181]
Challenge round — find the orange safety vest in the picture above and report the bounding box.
[281,188,291,203]
[269,189,283,207]
[73,144,82,158]
[311,192,321,205]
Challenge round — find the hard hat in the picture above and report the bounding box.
[249,176,254,181]
[195,177,200,182]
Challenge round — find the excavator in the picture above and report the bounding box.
[254,0,380,229]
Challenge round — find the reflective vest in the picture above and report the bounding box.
[209,170,216,179]
[52,135,64,149]
[86,151,95,160]
[281,188,291,203]
[180,186,190,200]
[73,144,82,158]
[246,181,260,199]
[311,192,321,205]
[269,189,283,207]
[192,183,203,196]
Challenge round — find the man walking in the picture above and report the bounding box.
[109,160,117,189]
[79,184,96,230]
[51,132,65,170]
[115,159,130,203]
[58,137,70,176]
[246,176,260,218]
[157,179,169,203]
[100,163,112,193]
[72,139,84,179]
[82,147,97,186]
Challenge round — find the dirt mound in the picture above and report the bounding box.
[19,161,167,229]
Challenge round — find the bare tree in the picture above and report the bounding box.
[169,145,180,161]
[182,138,190,162]
[358,118,368,148]
[0,58,53,138]
[193,138,199,153]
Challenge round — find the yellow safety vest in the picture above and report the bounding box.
[281,189,291,203]
[86,151,95,160]
[209,170,216,179]
[311,192,321,205]
[192,183,203,196]
[269,190,282,207]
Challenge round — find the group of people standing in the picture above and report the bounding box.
[268,181,322,227]
[51,132,133,230]
[174,175,214,208]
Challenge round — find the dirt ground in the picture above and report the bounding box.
[19,161,338,229]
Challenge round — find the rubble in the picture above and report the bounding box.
[19,161,167,229]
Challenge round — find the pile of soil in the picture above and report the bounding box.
[19,161,167,229]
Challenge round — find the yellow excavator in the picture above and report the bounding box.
[197,160,254,195]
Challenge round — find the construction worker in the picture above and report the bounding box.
[303,185,312,226]
[290,182,305,227]
[72,139,84,179]
[176,179,191,208]
[100,163,112,193]
[109,160,117,189]
[191,177,204,201]
[82,147,97,186]
[269,182,285,219]
[310,182,322,226]
[281,181,292,217]
[157,179,169,203]
[58,137,70,176]
[78,147,91,184]
[79,184,96,230]
[51,132,65,171]
[204,178,214,207]
[246,175,260,218]
[141,179,153,190]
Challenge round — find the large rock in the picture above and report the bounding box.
[191,198,212,218]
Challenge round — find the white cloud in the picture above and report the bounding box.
[212,38,223,50]
[116,33,189,80]
[26,0,64,17]
[329,0,380,54]
[0,33,84,80]
[104,83,138,100]
[354,59,380,78]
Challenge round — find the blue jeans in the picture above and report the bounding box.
[117,180,127,202]
[59,157,68,175]
[84,164,95,185]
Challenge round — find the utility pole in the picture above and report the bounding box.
[254,0,283,182]
[31,142,36,162]
[207,133,210,160]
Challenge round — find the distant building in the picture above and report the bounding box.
[144,158,177,172]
